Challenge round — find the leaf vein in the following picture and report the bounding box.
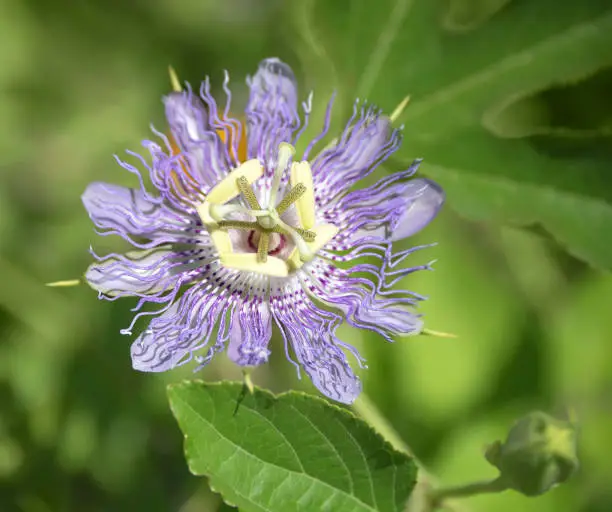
[356,0,415,100]
[176,393,380,512]
[288,403,355,493]
[408,11,612,121]
[335,417,378,509]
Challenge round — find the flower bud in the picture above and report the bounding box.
[484,411,579,496]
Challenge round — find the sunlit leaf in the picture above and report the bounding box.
[168,381,417,512]
[291,0,612,269]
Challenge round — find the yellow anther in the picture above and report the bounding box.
[290,161,316,229]
[206,159,263,204]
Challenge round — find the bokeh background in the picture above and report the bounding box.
[1,0,611,511]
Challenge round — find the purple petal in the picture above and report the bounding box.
[322,166,443,248]
[391,178,444,241]
[130,285,228,372]
[293,331,362,405]
[305,261,424,343]
[271,284,362,404]
[86,250,179,296]
[227,297,272,367]
[246,58,299,167]
[130,301,184,372]
[82,182,187,237]
[352,301,423,337]
[248,58,298,113]
[164,92,230,188]
[312,107,400,205]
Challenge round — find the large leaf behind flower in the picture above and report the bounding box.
[168,381,416,512]
[289,0,612,270]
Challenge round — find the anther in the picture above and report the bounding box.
[236,176,262,210]
[294,227,316,242]
[217,220,260,231]
[275,183,306,215]
[257,233,270,263]
[269,224,316,243]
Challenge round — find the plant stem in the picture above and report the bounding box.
[352,393,411,454]
[353,393,467,512]
[428,478,508,510]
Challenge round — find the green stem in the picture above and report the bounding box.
[428,478,508,509]
[352,393,411,455]
[353,394,468,512]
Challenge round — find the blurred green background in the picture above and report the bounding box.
[1,0,611,511]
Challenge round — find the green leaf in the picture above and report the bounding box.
[290,0,612,269]
[167,381,416,512]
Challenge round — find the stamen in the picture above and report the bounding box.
[274,218,314,261]
[268,142,295,208]
[236,176,262,210]
[257,232,270,263]
[286,223,339,270]
[294,227,316,243]
[206,159,263,205]
[290,161,316,229]
[217,220,260,231]
[198,141,334,277]
[257,216,277,230]
[268,224,315,242]
[275,183,306,215]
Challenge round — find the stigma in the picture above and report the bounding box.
[196,143,338,277]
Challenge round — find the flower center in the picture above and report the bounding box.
[248,230,285,255]
[196,143,338,277]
